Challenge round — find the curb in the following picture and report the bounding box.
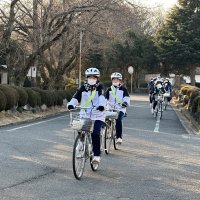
[0,110,68,129]
[171,102,199,135]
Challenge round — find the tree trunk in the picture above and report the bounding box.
[3,0,20,84]
[190,66,196,86]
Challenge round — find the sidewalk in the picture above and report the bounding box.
[171,99,200,135]
[0,106,67,128]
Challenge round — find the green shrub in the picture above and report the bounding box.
[55,91,64,106]
[47,90,57,107]
[191,95,200,114]
[188,90,200,109]
[0,90,6,111]
[182,95,189,106]
[195,82,200,88]
[12,86,28,107]
[180,86,191,95]
[0,85,19,110]
[31,88,47,105]
[65,86,77,101]
[25,88,41,107]
[32,88,58,107]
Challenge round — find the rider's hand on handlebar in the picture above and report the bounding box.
[122,102,128,108]
[97,106,104,111]
[68,105,75,110]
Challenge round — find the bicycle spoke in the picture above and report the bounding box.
[72,134,86,180]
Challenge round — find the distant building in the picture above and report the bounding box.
[0,65,8,84]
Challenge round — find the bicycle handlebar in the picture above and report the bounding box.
[69,106,97,112]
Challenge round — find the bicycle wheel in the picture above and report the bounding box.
[154,106,158,118]
[112,123,118,150]
[72,133,86,180]
[104,124,113,154]
[159,102,163,120]
[164,98,167,110]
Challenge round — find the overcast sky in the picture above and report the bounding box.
[0,0,178,11]
[138,0,177,10]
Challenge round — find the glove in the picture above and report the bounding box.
[122,102,128,108]
[67,105,74,110]
[97,106,104,111]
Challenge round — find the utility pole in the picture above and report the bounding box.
[79,30,83,88]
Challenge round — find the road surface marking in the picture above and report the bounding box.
[7,116,66,132]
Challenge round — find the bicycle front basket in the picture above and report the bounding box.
[105,111,118,119]
[71,118,92,131]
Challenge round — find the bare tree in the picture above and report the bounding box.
[1,0,20,84]
[0,0,156,88]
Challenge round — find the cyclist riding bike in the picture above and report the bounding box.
[148,78,155,108]
[151,79,165,114]
[105,72,130,145]
[163,78,172,104]
[67,67,106,164]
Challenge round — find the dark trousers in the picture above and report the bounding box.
[92,120,104,156]
[116,111,125,139]
[149,93,153,103]
[153,100,157,109]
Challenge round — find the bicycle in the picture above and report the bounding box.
[154,93,164,120]
[103,110,118,154]
[163,92,171,110]
[69,107,99,180]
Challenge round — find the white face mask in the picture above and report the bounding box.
[112,82,119,86]
[87,79,97,85]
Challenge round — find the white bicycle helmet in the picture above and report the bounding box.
[85,68,100,77]
[111,72,122,80]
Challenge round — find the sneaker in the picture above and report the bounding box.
[91,156,101,164]
[116,138,122,144]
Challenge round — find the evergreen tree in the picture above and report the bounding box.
[156,0,200,85]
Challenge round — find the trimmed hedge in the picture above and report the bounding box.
[0,84,74,111]
[0,85,19,110]
[12,86,28,107]
[191,95,200,114]
[0,90,6,111]
[175,84,200,122]
[24,88,42,107]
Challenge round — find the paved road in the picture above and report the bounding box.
[0,94,200,200]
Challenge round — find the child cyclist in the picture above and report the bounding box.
[105,72,130,144]
[67,67,106,164]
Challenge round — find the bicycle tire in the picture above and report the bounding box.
[160,102,163,120]
[72,134,86,180]
[113,123,118,150]
[164,98,167,110]
[154,106,158,118]
[104,125,113,154]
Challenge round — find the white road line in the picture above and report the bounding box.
[7,115,66,132]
